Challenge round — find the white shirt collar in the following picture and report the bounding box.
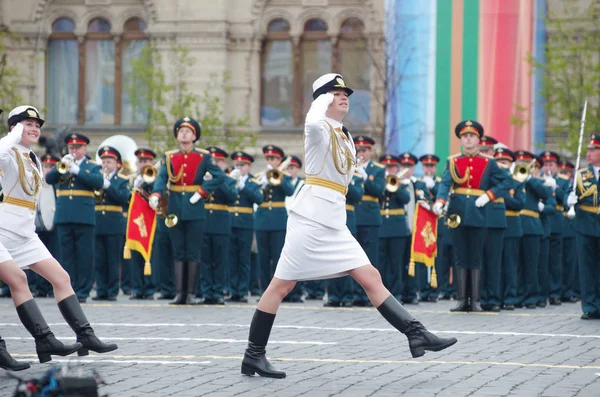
[593,166,600,179]
[14,144,30,154]
[324,116,343,130]
[76,156,86,166]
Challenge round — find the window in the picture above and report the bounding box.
[260,16,371,130]
[45,16,148,126]
[46,18,78,124]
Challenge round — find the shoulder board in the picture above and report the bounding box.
[557,174,569,180]
[435,176,441,182]
[373,162,385,169]
[165,149,178,156]
[448,153,461,159]
[479,152,493,159]
[578,167,588,173]
[117,171,136,180]
[194,148,210,155]
[250,178,261,184]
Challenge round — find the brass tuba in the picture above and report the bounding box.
[95,135,139,176]
[385,168,410,193]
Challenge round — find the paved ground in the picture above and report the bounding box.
[0,296,599,396]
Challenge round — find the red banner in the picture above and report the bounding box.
[409,203,439,287]
[124,191,158,275]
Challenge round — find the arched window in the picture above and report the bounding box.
[338,18,370,128]
[301,18,331,115]
[261,18,294,127]
[121,17,149,125]
[46,18,78,124]
[85,18,115,124]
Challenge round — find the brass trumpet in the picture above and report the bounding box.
[142,166,158,183]
[155,190,178,228]
[512,159,536,183]
[385,168,410,193]
[420,197,461,229]
[255,156,293,186]
[56,160,70,174]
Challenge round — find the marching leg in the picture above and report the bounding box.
[450,267,469,312]
[170,260,186,305]
[241,309,286,378]
[0,335,30,371]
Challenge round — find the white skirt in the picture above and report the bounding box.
[274,212,370,281]
[0,230,52,269]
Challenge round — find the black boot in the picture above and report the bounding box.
[241,309,286,378]
[186,261,200,305]
[16,299,82,363]
[450,267,469,312]
[470,269,483,312]
[58,294,118,356]
[170,260,187,305]
[0,337,30,371]
[377,295,457,358]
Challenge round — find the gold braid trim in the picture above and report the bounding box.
[165,152,184,183]
[303,121,355,178]
[577,171,598,206]
[12,148,41,197]
[449,157,469,185]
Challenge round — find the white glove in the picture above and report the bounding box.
[102,178,110,189]
[475,194,491,208]
[149,195,159,210]
[61,154,74,166]
[133,174,143,188]
[266,164,274,171]
[203,172,213,181]
[423,176,435,190]
[11,122,24,138]
[258,174,268,187]
[432,202,444,216]
[356,167,368,181]
[229,168,241,179]
[190,192,202,204]
[69,163,80,175]
[237,180,246,191]
[544,177,557,191]
[418,201,431,211]
[416,189,425,199]
[538,201,545,212]
[567,192,578,206]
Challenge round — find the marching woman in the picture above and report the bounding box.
[0,106,117,363]
[240,74,457,379]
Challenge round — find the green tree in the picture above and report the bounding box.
[125,43,255,156]
[0,29,23,135]
[530,0,600,154]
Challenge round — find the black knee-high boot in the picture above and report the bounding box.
[450,267,469,312]
[16,299,82,363]
[170,260,187,305]
[241,309,286,378]
[58,294,118,356]
[186,261,200,305]
[0,335,30,371]
[377,295,457,358]
[470,269,483,312]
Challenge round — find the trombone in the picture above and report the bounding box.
[385,168,410,193]
[255,155,293,186]
[418,194,461,229]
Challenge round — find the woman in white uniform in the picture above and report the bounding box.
[241,74,457,379]
[0,106,117,363]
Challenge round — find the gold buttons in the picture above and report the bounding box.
[184,155,188,159]
[184,164,187,167]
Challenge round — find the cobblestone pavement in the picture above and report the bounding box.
[0,296,599,396]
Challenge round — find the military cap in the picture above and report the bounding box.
[65,133,90,145]
[8,105,45,128]
[207,145,228,159]
[398,152,418,166]
[98,146,122,162]
[419,154,440,165]
[173,117,201,142]
[353,135,375,148]
[226,165,235,174]
[557,159,575,171]
[135,148,157,160]
[479,135,498,150]
[379,154,399,165]
[231,151,254,164]
[539,150,560,163]
[534,155,544,168]
[494,148,515,162]
[312,73,353,100]
[289,155,303,168]
[41,153,60,164]
[455,120,484,138]
[587,133,600,149]
[262,145,284,158]
[514,150,536,162]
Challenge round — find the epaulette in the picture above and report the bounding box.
[118,171,136,180]
[578,167,588,173]
[373,162,385,169]
[448,153,461,159]
[479,152,493,159]
[557,174,570,180]
[194,148,210,155]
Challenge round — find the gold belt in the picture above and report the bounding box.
[170,185,200,193]
[95,205,123,212]
[381,208,406,216]
[505,210,520,217]
[362,195,379,202]
[56,190,95,198]
[228,206,253,214]
[259,202,286,208]
[520,209,540,218]
[453,187,486,196]
[493,198,504,203]
[578,205,600,214]
[205,203,229,211]
[346,204,355,211]
[556,205,564,211]
[305,176,347,195]
[4,196,35,210]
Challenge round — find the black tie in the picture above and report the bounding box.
[29,151,38,167]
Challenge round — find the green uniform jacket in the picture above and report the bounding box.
[356,161,386,226]
[521,177,548,236]
[568,166,600,237]
[95,173,131,235]
[254,175,294,231]
[230,176,263,230]
[205,177,238,235]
